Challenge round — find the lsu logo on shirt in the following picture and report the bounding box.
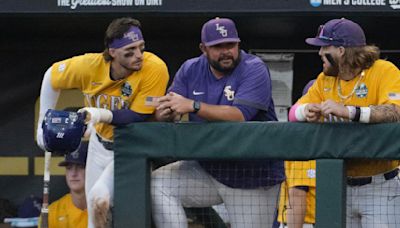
[224,85,235,101]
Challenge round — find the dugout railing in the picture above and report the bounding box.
[113,122,400,228]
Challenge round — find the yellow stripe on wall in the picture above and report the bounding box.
[0,157,28,175]
[34,156,65,176]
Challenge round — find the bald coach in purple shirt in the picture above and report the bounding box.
[152,17,284,228]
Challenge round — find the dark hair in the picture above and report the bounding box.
[103,17,142,61]
[340,45,380,75]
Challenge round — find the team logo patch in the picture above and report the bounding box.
[215,23,228,37]
[68,112,79,122]
[124,31,140,42]
[58,63,66,72]
[121,82,132,97]
[355,83,368,98]
[224,86,235,101]
[388,92,400,100]
[307,169,316,178]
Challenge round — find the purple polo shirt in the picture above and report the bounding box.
[169,50,284,188]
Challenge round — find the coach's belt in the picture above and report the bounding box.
[96,133,114,151]
[347,168,399,186]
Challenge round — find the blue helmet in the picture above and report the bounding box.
[42,109,86,154]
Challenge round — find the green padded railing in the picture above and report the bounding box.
[114,122,400,228]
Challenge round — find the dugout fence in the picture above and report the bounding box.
[113,122,400,228]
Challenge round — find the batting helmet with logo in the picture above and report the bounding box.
[42,109,86,154]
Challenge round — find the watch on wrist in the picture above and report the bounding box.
[193,101,201,113]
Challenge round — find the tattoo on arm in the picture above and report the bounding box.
[370,104,400,123]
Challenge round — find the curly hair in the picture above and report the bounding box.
[339,45,380,76]
[102,17,142,61]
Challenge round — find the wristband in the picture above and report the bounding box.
[359,107,371,123]
[346,106,356,120]
[294,104,308,122]
[354,106,361,122]
[78,107,113,124]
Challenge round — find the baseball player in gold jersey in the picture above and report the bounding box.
[290,18,400,227]
[39,142,88,228]
[278,80,316,228]
[278,161,316,228]
[36,17,169,228]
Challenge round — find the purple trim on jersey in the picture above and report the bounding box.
[111,109,149,125]
[109,26,144,49]
[303,79,316,95]
[169,50,284,188]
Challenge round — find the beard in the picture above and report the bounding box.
[207,52,241,74]
[323,53,339,77]
[124,60,143,72]
[324,65,339,77]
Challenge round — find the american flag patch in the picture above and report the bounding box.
[388,93,400,100]
[145,96,161,107]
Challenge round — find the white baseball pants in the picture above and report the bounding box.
[346,172,400,228]
[86,129,114,228]
[151,160,280,228]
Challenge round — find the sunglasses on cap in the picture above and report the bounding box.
[316,25,344,45]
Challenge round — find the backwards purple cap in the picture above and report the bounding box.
[201,17,241,46]
[109,26,144,49]
[306,18,366,47]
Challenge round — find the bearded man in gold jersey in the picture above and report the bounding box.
[289,18,400,228]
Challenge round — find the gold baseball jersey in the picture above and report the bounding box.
[278,160,316,224]
[50,52,169,140]
[38,194,87,228]
[298,59,400,176]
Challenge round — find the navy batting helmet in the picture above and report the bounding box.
[42,109,86,154]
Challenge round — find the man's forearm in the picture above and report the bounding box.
[369,104,400,123]
[197,103,245,121]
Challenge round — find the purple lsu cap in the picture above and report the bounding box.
[59,141,88,166]
[201,17,241,46]
[306,18,366,47]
